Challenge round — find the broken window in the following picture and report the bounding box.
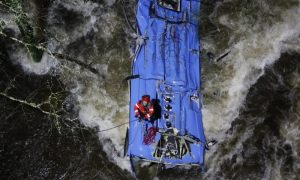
[158,0,181,12]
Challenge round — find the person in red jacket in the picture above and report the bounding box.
[134,95,154,121]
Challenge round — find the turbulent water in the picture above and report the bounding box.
[0,0,300,179]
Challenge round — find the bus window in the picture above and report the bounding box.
[158,0,181,12]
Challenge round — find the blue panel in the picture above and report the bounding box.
[128,0,205,166]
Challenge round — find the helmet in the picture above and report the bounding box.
[142,95,150,103]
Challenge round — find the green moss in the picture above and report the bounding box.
[0,20,5,31]
[6,0,44,62]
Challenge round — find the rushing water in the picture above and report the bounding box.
[0,0,300,179]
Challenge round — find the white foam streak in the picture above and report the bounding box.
[8,0,300,174]
[47,0,132,171]
[10,49,58,75]
[48,0,99,47]
[74,80,131,171]
[203,7,300,139]
[203,6,300,176]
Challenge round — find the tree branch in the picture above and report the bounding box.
[0,91,60,118]
[0,31,100,74]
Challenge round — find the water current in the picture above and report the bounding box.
[0,0,299,179]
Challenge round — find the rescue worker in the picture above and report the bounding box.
[134,95,154,122]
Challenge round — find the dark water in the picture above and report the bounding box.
[205,52,300,179]
[0,0,300,179]
[0,39,131,179]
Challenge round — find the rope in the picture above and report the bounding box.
[143,127,157,145]
[96,119,137,133]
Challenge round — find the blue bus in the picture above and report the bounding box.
[124,0,209,174]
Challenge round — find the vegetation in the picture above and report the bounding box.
[1,0,44,62]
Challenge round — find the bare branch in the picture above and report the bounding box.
[0,31,100,74]
[0,91,60,118]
